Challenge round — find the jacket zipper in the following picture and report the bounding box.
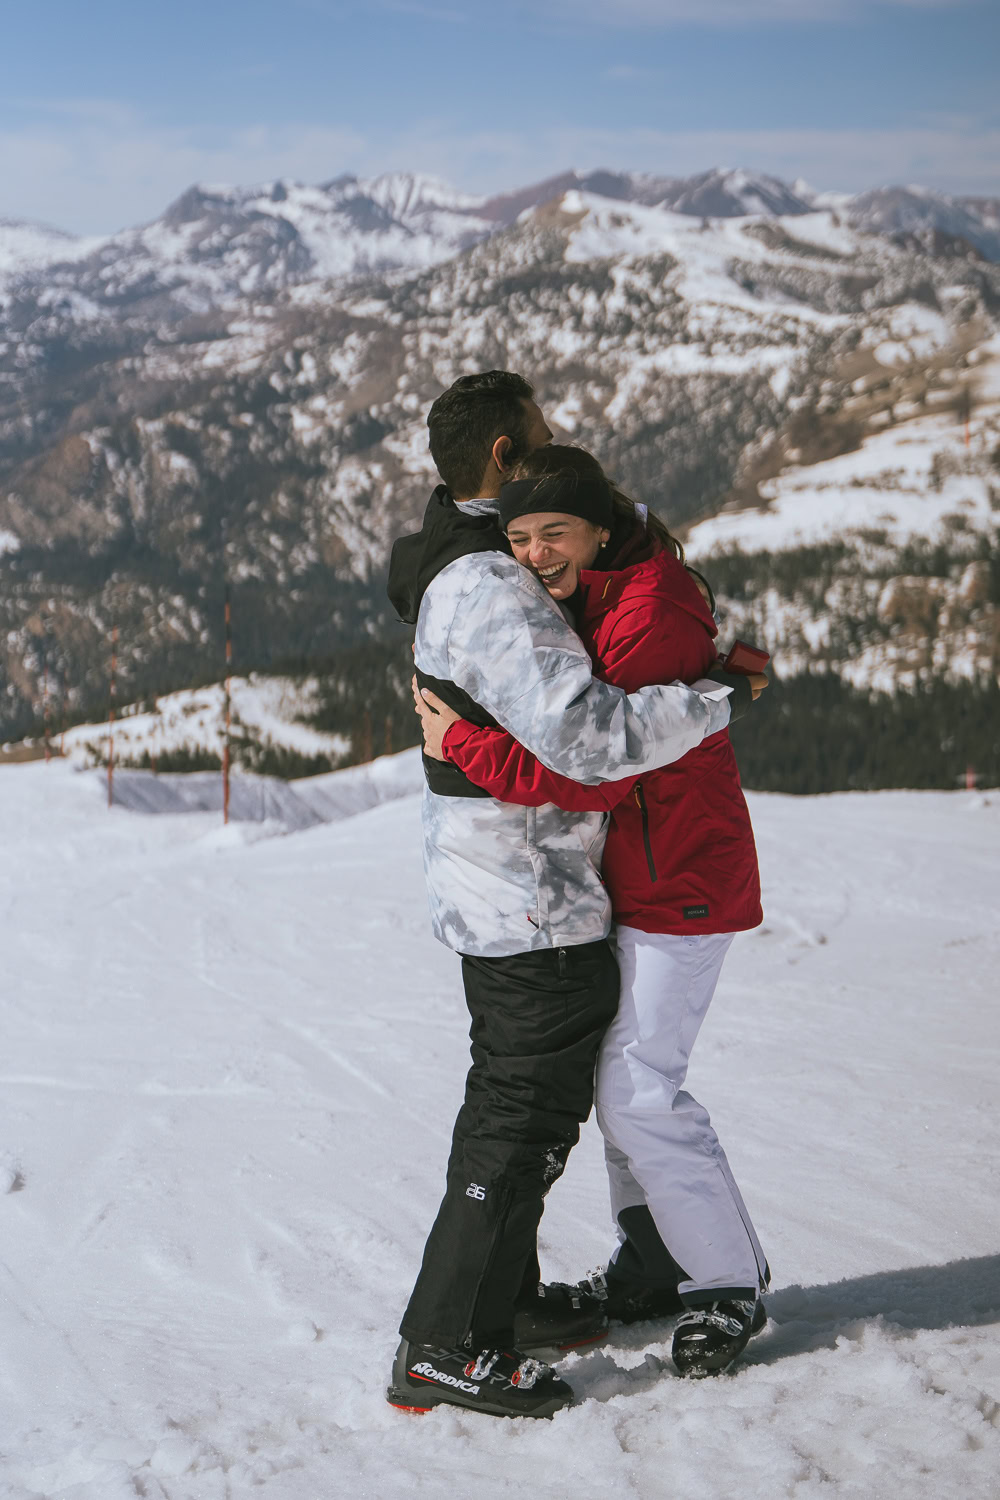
[634,784,658,882]
[464,1181,513,1348]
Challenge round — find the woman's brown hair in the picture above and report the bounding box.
[506,445,685,563]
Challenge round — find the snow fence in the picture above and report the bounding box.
[106,747,424,832]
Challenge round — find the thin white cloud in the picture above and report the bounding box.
[604,64,668,81]
[0,112,996,236]
[399,119,1000,200]
[0,119,370,234]
[287,0,468,18]
[9,97,142,129]
[289,0,982,28]
[543,0,978,20]
[327,0,982,24]
[381,0,469,20]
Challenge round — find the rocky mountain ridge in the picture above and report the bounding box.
[3,166,998,308]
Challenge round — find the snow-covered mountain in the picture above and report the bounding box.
[686,342,1000,695]
[0,174,497,317]
[1,168,998,777]
[2,167,811,315]
[963,195,1000,232]
[478,167,813,226]
[5,167,999,313]
[345,171,487,235]
[0,217,98,276]
[844,186,1000,262]
[652,167,814,219]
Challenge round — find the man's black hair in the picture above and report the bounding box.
[427,370,535,499]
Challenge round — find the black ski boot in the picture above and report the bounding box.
[671,1297,767,1378]
[596,1268,685,1325]
[544,1268,684,1327]
[386,1339,573,1418]
[513,1281,608,1352]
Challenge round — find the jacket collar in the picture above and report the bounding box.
[386,485,507,624]
[578,548,718,638]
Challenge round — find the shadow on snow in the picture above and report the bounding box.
[571,1253,1000,1400]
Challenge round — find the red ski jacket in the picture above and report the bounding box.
[441,539,763,936]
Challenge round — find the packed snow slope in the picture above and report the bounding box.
[1,759,998,1500]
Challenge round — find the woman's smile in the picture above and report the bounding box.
[506,511,608,600]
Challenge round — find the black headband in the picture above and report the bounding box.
[498,475,614,531]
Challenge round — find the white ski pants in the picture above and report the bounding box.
[596,927,766,1301]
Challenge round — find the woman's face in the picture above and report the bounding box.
[506,512,609,601]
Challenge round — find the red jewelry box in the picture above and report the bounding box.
[723,640,770,674]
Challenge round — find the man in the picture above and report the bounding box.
[385,371,753,1419]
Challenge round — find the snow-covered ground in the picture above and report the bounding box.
[1,760,999,1499]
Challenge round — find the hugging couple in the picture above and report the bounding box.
[385,370,770,1419]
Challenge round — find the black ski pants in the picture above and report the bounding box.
[400,938,620,1350]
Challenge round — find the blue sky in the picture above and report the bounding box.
[2,0,997,233]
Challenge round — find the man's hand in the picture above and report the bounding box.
[412,676,462,761]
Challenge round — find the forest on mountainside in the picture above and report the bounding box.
[350,653,1000,795]
[286,641,1000,795]
[728,672,1000,794]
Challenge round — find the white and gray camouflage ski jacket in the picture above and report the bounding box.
[409,499,733,958]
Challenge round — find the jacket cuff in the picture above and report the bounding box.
[442,719,477,762]
[705,668,753,722]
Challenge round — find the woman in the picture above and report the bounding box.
[416,445,770,1378]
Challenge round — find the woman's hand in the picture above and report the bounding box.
[710,660,770,702]
[412,676,462,760]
